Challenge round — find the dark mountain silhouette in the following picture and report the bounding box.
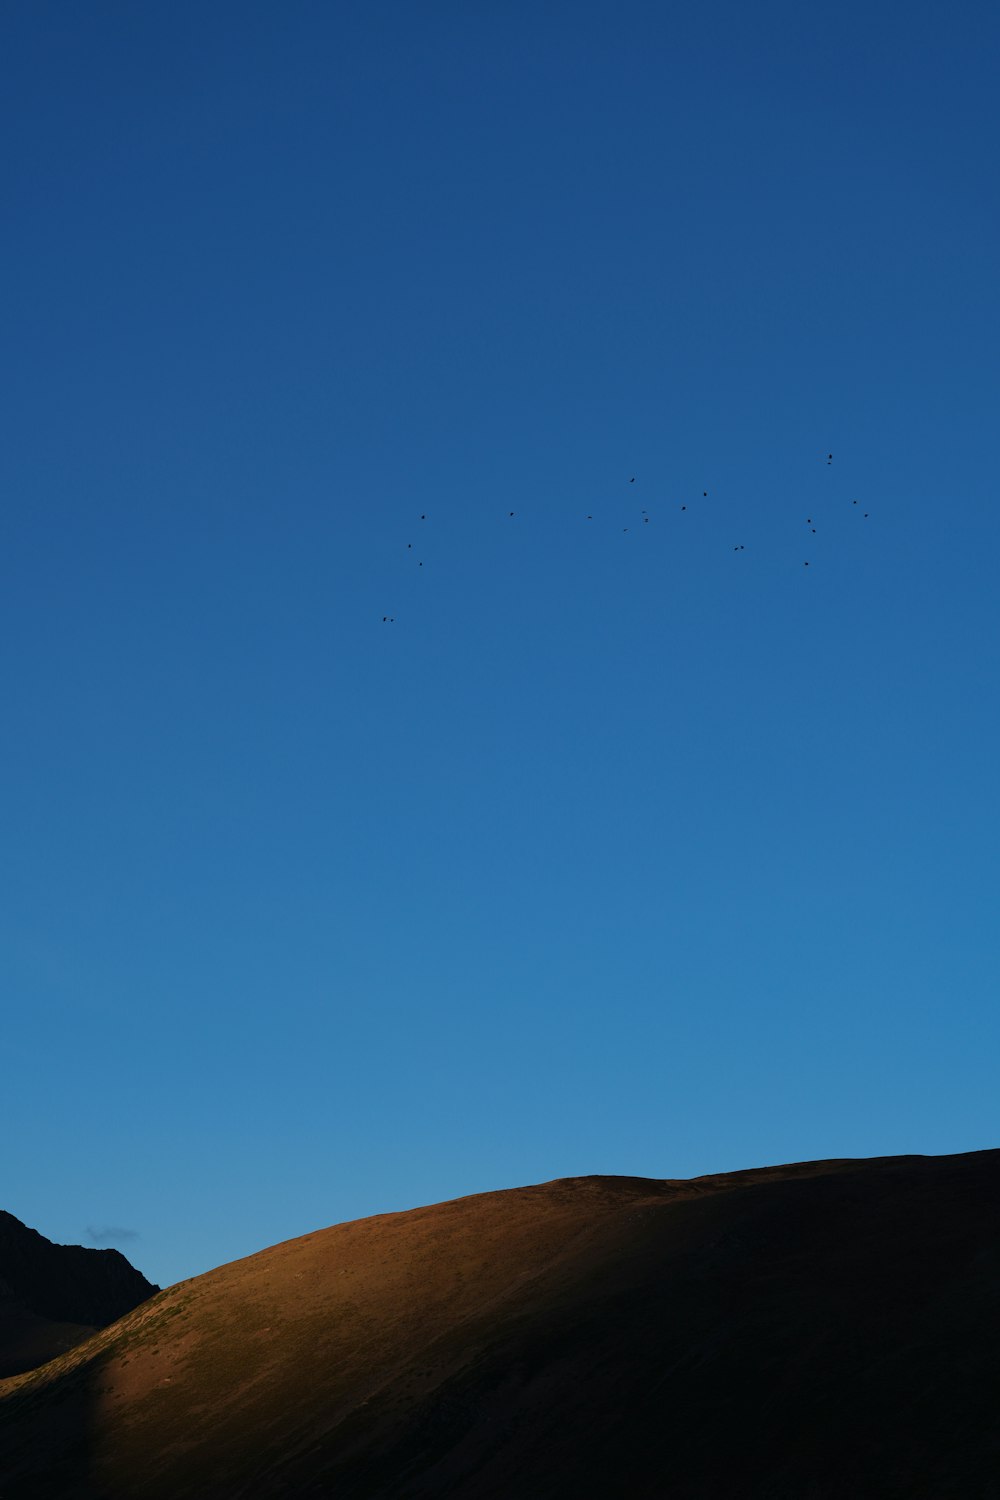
[1,1151,998,1498]
[0,1212,158,1378]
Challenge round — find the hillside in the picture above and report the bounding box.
[1,1151,998,1497]
[0,1213,158,1379]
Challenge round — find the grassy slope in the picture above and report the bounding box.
[0,1298,97,1379]
[1,1151,998,1498]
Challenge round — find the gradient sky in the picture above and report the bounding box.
[3,1,998,1290]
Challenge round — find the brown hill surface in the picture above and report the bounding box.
[0,1213,159,1379]
[1,1151,998,1498]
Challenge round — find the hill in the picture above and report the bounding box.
[0,1212,158,1379]
[1,1151,998,1497]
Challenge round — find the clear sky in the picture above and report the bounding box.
[3,1,998,1290]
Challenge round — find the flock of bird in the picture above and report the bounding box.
[382,453,870,621]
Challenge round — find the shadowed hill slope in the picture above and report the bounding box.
[1,1151,998,1498]
[0,1213,159,1378]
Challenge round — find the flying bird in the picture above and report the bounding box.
[375,449,872,620]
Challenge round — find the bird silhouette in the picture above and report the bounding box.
[377,446,873,622]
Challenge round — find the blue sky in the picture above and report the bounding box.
[3,1,997,1289]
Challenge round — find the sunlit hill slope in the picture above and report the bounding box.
[1,1151,998,1498]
